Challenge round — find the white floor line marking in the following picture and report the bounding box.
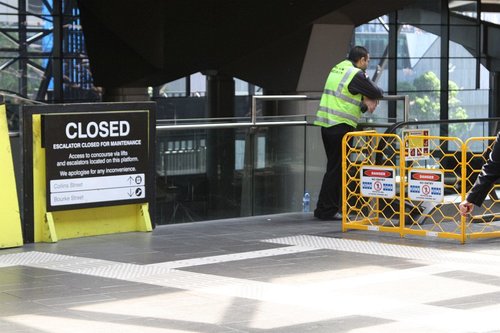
[263,235,500,266]
[1,235,500,282]
[148,245,314,269]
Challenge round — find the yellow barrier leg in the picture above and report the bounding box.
[138,203,153,232]
[44,212,59,243]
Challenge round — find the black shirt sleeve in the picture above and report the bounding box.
[466,132,500,206]
[348,70,384,99]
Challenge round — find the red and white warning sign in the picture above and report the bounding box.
[360,166,396,198]
[408,169,444,202]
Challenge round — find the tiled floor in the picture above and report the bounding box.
[1,213,500,332]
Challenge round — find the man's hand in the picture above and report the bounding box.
[363,97,379,113]
[459,200,474,216]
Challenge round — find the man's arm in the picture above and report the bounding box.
[348,71,384,99]
[460,132,500,216]
[466,132,500,206]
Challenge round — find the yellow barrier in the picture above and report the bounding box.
[0,104,23,248]
[341,131,405,236]
[464,136,500,240]
[342,131,500,244]
[401,135,464,242]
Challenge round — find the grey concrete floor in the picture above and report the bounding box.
[1,212,500,332]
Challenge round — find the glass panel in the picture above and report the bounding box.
[449,24,479,50]
[481,12,500,24]
[397,65,442,122]
[190,72,205,97]
[0,0,96,102]
[0,30,18,48]
[449,26,480,89]
[159,77,186,97]
[154,96,207,120]
[449,56,477,90]
[398,2,443,25]
[234,78,248,96]
[450,22,479,54]
[393,24,442,122]
[27,59,44,98]
[443,88,489,152]
[0,3,18,26]
[449,0,478,19]
[235,139,245,170]
[370,67,388,109]
[63,24,84,54]
[156,129,209,224]
[253,125,306,215]
[26,14,45,27]
[0,30,19,49]
[155,122,308,224]
[0,58,20,93]
[60,55,100,102]
[478,62,490,90]
[354,20,388,59]
[26,30,49,53]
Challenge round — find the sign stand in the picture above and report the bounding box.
[22,102,156,243]
[44,212,58,242]
[42,202,151,243]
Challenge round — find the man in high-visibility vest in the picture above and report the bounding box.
[314,45,383,220]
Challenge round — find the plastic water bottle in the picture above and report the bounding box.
[302,192,311,212]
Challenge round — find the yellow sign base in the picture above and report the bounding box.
[42,203,152,243]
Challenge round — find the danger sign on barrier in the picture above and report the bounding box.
[408,169,444,202]
[360,166,396,199]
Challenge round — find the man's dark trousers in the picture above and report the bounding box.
[314,123,354,219]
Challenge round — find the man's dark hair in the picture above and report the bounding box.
[348,46,369,62]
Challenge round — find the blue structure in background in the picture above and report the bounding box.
[39,0,98,101]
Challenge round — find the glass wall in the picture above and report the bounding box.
[354,1,490,145]
[0,0,99,107]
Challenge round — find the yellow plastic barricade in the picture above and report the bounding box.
[342,131,405,236]
[401,135,463,242]
[342,131,500,244]
[464,136,500,240]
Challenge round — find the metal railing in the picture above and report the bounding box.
[156,94,309,131]
[383,117,500,135]
[382,94,410,123]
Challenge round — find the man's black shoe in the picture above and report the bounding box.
[331,212,342,220]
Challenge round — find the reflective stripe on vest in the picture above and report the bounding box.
[316,106,359,123]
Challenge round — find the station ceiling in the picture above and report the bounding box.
[77,0,414,89]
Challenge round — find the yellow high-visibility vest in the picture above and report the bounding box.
[314,60,364,128]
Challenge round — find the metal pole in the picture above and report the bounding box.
[404,95,410,122]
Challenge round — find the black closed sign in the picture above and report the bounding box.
[43,111,149,211]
